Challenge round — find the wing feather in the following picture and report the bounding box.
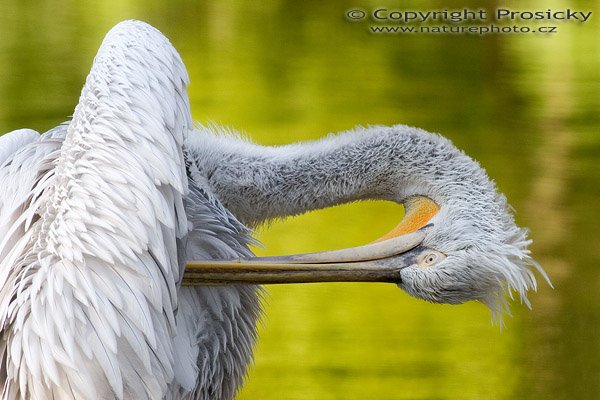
[0,129,40,167]
[0,20,192,399]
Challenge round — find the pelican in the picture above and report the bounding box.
[0,20,549,400]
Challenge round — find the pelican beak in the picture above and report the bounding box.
[182,196,439,286]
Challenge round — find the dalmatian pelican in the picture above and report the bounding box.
[0,20,549,400]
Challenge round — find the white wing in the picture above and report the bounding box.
[0,127,62,267]
[0,129,40,166]
[0,126,65,395]
[0,20,192,400]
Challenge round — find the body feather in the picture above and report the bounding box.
[0,21,261,400]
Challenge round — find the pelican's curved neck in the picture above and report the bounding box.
[187,125,461,226]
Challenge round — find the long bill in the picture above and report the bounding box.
[182,229,427,285]
[182,196,439,286]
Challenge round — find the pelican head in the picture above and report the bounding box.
[383,130,550,319]
[183,126,550,322]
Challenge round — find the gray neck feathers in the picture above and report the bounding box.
[185,124,494,229]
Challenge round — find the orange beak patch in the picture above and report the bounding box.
[374,196,439,242]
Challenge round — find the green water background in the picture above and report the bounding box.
[0,0,598,399]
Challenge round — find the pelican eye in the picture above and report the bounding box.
[417,250,446,268]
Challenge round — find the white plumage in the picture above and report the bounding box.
[0,20,549,400]
[0,21,260,399]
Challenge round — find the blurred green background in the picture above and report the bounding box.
[0,0,598,399]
